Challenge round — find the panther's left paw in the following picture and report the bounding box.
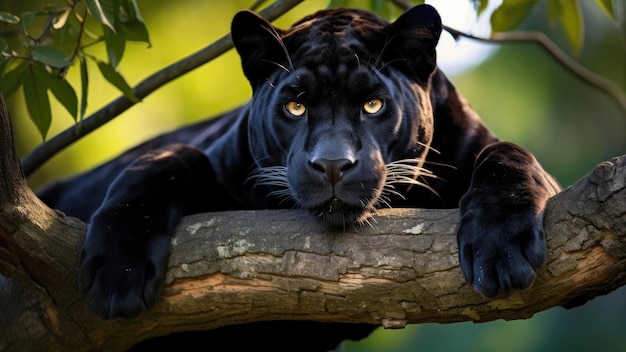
[457,142,557,297]
[457,208,546,298]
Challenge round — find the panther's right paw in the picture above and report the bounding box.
[78,229,170,319]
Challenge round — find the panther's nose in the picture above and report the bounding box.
[310,158,356,185]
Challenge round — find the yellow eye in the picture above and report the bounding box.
[285,101,306,117]
[363,99,383,114]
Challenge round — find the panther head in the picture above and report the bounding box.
[231,5,442,228]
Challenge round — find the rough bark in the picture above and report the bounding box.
[1,87,625,351]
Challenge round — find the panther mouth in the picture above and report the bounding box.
[248,158,436,229]
[310,197,372,229]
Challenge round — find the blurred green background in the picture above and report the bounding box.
[3,0,626,350]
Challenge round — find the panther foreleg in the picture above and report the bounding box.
[457,142,560,297]
[78,144,213,319]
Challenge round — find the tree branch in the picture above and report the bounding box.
[1,88,626,350]
[20,0,306,177]
[443,27,626,115]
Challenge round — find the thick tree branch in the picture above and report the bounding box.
[1,88,626,350]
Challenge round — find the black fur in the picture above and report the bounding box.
[37,5,560,350]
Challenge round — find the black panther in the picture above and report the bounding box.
[37,4,560,350]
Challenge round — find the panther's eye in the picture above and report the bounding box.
[285,101,306,117]
[363,99,384,114]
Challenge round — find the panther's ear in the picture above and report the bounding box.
[231,11,288,90]
[384,4,442,83]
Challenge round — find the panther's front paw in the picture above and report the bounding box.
[457,209,546,298]
[457,142,556,297]
[78,233,170,319]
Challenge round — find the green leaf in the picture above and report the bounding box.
[0,58,8,78]
[32,45,71,68]
[36,64,78,121]
[96,60,139,103]
[79,57,89,120]
[594,0,618,23]
[0,11,20,24]
[23,66,52,140]
[121,19,150,44]
[19,11,37,28]
[53,7,72,29]
[120,0,150,44]
[547,0,559,23]
[472,0,490,16]
[104,25,125,68]
[561,1,584,54]
[491,0,539,33]
[86,0,115,32]
[0,37,7,53]
[548,0,584,54]
[99,0,120,31]
[0,60,28,98]
[100,0,120,20]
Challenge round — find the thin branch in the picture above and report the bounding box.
[69,6,88,63]
[443,26,626,115]
[32,8,67,43]
[20,0,305,177]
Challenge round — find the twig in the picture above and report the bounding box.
[443,26,626,115]
[69,6,87,62]
[20,0,305,176]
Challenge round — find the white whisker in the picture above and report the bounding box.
[260,59,292,74]
[261,25,294,72]
[417,141,440,155]
[374,193,394,209]
[371,33,397,72]
[381,184,405,201]
[383,158,441,201]
[358,215,375,229]
[353,53,361,68]
[246,166,294,205]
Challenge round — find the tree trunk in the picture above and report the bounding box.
[1,90,625,351]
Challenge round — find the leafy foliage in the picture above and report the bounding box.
[490,0,540,33]
[491,0,620,53]
[0,0,147,139]
[0,0,622,142]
